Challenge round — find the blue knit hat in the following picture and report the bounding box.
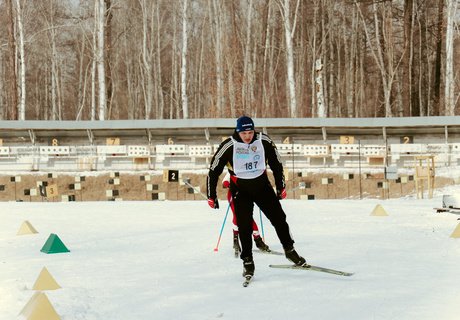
[236,116,255,132]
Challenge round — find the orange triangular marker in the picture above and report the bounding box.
[17,221,38,235]
[18,292,60,320]
[32,267,61,291]
[370,204,389,216]
[450,224,460,238]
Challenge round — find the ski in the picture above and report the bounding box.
[242,275,253,287]
[254,249,284,256]
[269,264,354,277]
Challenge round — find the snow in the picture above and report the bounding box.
[1,188,460,320]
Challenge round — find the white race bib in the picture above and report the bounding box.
[232,136,266,179]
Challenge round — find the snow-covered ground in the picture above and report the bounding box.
[1,186,460,320]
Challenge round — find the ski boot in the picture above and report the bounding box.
[284,247,309,267]
[254,236,270,252]
[242,257,255,277]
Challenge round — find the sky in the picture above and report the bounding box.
[1,185,460,320]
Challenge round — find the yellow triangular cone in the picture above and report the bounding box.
[18,292,60,320]
[17,220,38,235]
[371,204,388,216]
[450,224,460,238]
[32,267,61,290]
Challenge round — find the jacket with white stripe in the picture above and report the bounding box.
[206,130,285,200]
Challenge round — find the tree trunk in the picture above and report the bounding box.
[180,0,189,119]
[96,0,106,120]
[261,0,272,118]
[402,0,413,116]
[5,0,18,120]
[444,0,457,116]
[91,17,97,121]
[155,5,165,119]
[104,0,113,119]
[139,0,153,119]
[0,50,4,119]
[76,32,86,121]
[210,0,225,117]
[14,0,25,120]
[279,0,298,118]
[242,0,254,114]
[50,11,59,120]
[431,0,444,116]
[356,1,401,117]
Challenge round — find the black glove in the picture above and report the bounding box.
[207,197,219,209]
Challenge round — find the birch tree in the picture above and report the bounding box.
[39,0,61,120]
[0,50,4,119]
[241,0,254,113]
[95,0,106,120]
[0,0,458,120]
[14,0,25,120]
[154,4,165,119]
[355,0,403,117]
[76,29,87,121]
[402,0,415,116]
[139,0,154,119]
[209,0,225,117]
[431,0,444,116]
[277,0,299,118]
[104,0,113,118]
[90,8,97,120]
[5,0,18,120]
[260,0,273,117]
[444,0,458,115]
[180,0,189,119]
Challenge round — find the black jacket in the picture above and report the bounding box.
[206,130,285,199]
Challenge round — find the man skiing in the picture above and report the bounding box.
[207,116,308,279]
[222,172,270,255]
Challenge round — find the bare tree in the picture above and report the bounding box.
[39,0,62,120]
[277,0,299,118]
[444,0,458,116]
[401,0,414,117]
[14,0,25,120]
[260,0,273,117]
[431,0,444,116]
[241,0,254,114]
[180,0,189,119]
[5,0,18,120]
[355,0,404,117]
[139,0,154,119]
[0,0,458,120]
[154,3,165,119]
[209,0,225,117]
[96,0,106,120]
[11,0,26,120]
[104,0,113,118]
[76,27,88,121]
[0,50,4,119]
[90,5,97,120]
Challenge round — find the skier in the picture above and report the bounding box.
[207,116,308,279]
[221,172,270,254]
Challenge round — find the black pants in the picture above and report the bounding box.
[230,174,295,260]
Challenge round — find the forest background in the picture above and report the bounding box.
[0,0,459,121]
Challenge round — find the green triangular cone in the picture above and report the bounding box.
[40,233,70,254]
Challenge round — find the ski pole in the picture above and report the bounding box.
[259,207,265,240]
[182,179,208,200]
[214,202,231,252]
